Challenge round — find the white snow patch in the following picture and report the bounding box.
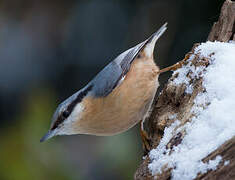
[224,160,230,166]
[148,41,235,180]
[169,114,177,120]
[171,54,204,94]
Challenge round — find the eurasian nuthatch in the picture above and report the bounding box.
[40,23,168,142]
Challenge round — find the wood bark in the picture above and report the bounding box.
[135,0,235,179]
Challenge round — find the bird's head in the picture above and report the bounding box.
[40,86,92,142]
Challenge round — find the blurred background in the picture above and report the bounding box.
[0,0,224,179]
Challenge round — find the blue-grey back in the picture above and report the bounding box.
[89,41,146,97]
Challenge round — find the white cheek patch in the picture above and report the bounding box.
[70,103,84,120]
[57,103,84,135]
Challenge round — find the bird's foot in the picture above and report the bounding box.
[159,54,190,74]
[140,127,151,155]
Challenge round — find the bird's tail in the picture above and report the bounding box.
[147,22,168,45]
[142,23,167,57]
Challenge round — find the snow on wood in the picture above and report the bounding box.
[148,41,235,180]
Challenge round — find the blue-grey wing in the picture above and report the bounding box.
[90,61,123,97]
[90,41,146,97]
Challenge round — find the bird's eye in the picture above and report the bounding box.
[62,110,70,118]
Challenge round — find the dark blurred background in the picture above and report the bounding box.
[0,0,224,179]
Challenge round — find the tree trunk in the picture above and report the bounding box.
[135,0,235,179]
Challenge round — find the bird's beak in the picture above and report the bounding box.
[40,129,57,142]
[142,22,167,58]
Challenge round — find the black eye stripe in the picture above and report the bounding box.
[51,85,93,130]
[66,84,93,114]
[51,116,64,130]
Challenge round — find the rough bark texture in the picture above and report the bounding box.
[208,0,235,42]
[135,0,235,179]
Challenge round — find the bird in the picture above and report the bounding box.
[40,23,168,143]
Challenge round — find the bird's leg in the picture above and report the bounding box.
[140,119,151,155]
[159,54,190,74]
